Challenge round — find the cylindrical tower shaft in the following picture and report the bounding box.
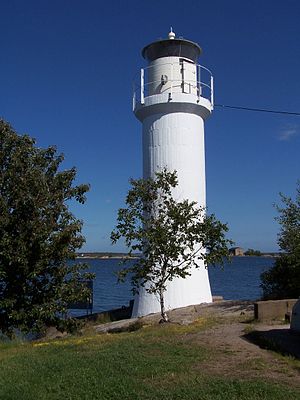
[132,30,214,317]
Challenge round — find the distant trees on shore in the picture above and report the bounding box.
[245,249,262,256]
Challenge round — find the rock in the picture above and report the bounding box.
[95,318,140,333]
[44,326,68,339]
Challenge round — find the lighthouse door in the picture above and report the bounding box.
[180,59,197,95]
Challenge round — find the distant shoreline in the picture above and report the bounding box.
[233,254,279,258]
[76,253,278,260]
[76,254,139,260]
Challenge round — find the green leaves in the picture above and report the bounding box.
[111,168,232,319]
[0,120,93,337]
[261,181,300,299]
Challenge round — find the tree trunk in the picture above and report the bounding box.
[159,287,169,322]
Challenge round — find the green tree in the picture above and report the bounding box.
[245,248,262,256]
[0,120,93,337]
[261,182,300,299]
[111,169,231,322]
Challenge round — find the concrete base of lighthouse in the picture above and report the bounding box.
[131,262,212,317]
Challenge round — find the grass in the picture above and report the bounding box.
[0,319,299,400]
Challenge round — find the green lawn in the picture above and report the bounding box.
[0,320,299,400]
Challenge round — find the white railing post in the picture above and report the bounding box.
[210,75,214,109]
[132,81,136,111]
[141,68,144,104]
[170,63,173,100]
[197,64,201,97]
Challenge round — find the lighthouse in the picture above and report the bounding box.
[132,29,214,317]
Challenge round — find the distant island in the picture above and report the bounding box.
[229,247,279,258]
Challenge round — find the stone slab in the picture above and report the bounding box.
[95,318,139,333]
[254,299,298,322]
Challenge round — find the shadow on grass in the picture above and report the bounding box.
[244,328,300,361]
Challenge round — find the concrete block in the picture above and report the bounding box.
[212,296,224,302]
[254,299,298,322]
[291,299,300,332]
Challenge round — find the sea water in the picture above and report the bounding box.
[72,256,274,315]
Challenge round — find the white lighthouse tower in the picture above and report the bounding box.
[132,29,214,317]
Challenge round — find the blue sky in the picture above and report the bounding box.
[1,0,299,252]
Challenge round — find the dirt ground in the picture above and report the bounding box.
[167,301,300,388]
